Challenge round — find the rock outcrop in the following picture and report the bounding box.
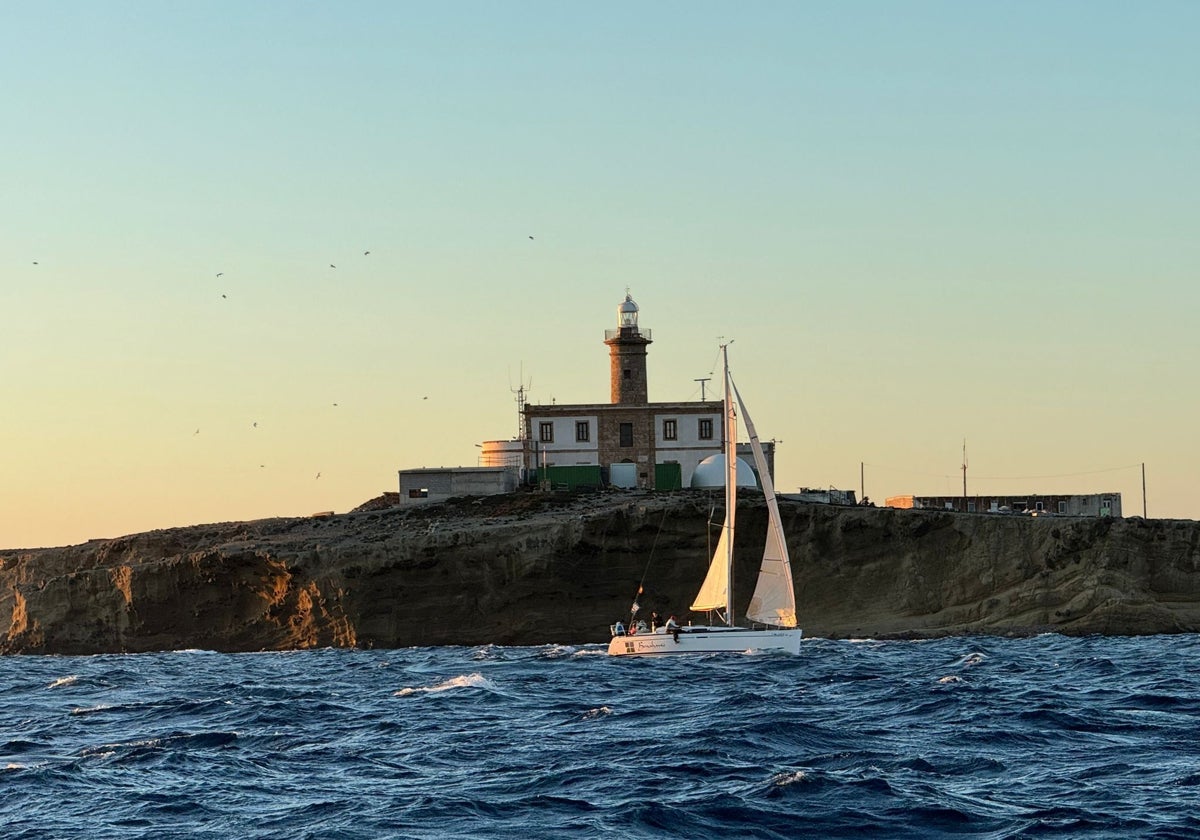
[2,491,1198,654]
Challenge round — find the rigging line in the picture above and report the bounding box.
[862,462,956,479]
[631,508,670,607]
[969,464,1142,480]
[705,345,723,380]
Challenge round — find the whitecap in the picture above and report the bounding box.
[771,770,808,786]
[581,706,612,719]
[81,738,163,755]
[393,673,497,696]
[938,675,964,684]
[47,675,78,688]
[70,704,116,716]
[952,652,988,668]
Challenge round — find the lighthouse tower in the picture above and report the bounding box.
[604,292,652,405]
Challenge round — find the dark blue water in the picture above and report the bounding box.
[3,635,1199,839]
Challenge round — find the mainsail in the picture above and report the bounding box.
[733,378,798,628]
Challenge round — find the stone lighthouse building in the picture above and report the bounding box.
[518,292,752,490]
[605,293,651,404]
[397,291,781,505]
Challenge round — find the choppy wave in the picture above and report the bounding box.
[3,636,1200,838]
[393,672,499,696]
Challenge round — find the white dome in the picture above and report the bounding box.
[618,293,639,314]
[690,454,759,489]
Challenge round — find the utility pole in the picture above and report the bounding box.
[860,461,865,504]
[1142,462,1147,518]
[961,439,968,512]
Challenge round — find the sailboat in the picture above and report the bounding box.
[607,344,803,656]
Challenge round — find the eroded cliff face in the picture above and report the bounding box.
[2,492,1198,654]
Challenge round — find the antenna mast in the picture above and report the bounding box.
[694,377,711,401]
[511,365,532,440]
[961,438,968,509]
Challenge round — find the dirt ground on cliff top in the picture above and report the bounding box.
[352,488,684,522]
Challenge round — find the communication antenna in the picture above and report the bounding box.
[510,364,532,440]
[694,377,711,401]
[961,438,968,502]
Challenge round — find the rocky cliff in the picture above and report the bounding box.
[3,491,1199,654]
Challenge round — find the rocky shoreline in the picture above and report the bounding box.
[2,491,1198,654]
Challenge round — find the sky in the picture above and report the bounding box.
[3,1,1197,549]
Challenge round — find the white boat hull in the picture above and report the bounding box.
[607,627,802,657]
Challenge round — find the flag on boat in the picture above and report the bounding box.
[631,600,640,615]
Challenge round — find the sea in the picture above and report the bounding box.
[3,635,1199,839]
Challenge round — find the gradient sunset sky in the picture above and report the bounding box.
[4,2,1197,548]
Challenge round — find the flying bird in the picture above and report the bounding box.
[363,250,370,255]
[528,236,534,240]
[32,261,38,265]
[221,294,227,299]
[252,422,258,428]
[330,264,336,268]
[216,272,223,277]
[315,472,321,480]
[194,429,200,435]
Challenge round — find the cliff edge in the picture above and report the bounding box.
[2,492,1198,654]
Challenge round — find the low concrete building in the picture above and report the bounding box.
[398,466,521,506]
[885,493,1122,517]
[783,488,859,506]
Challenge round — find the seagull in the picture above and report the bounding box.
[330,264,336,268]
[216,272,223,277]
[252,422,257,428]
[363,250,370,255]
[332,402,339,407]
[422,396,428,400]
[221,294,227,299]
[194,429,200,435]
[32,261,38,265]
[528,235,534,240]
[315,472,321,479]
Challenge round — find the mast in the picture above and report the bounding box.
[722,344,737,625]
[688,342,739,624]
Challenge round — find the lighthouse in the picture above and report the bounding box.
[604,292,652,405]
[408,289,785,505]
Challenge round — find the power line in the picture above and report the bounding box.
[971,464,1141,481]
[863,462,1141,482]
